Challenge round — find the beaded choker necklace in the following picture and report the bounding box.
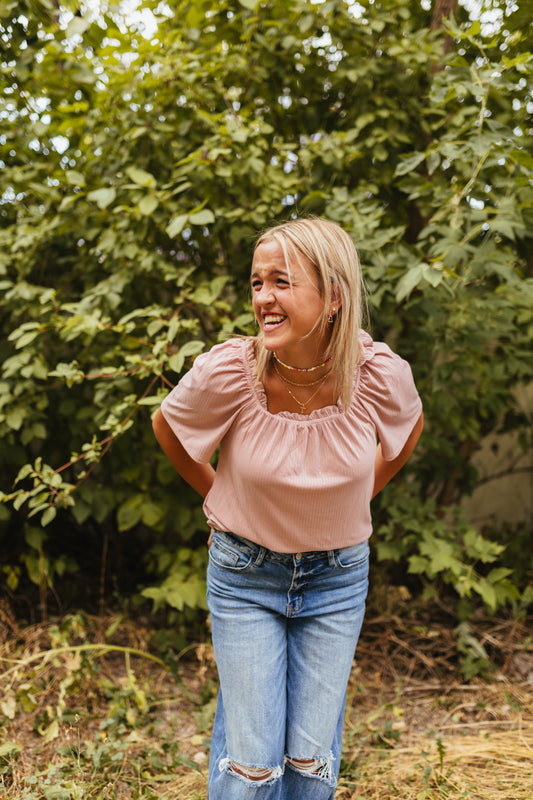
[273,352,332,373]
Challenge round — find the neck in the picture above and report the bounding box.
[273,351,332,374]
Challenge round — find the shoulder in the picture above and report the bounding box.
[188,337,251,382]
[165,337,254,410]
[359,330,411,376]
[162,337,253,418]
[356,330,419,403]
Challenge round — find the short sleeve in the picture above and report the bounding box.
[358,341,422,461]
[160,339,248,463]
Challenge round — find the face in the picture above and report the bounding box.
[251,239,333,365]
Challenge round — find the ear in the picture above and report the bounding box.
[329,284,342,314]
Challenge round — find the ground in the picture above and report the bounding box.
[0,601,532,799]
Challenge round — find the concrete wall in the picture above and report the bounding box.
[461,384,533,530]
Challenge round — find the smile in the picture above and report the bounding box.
[263,314,286,331]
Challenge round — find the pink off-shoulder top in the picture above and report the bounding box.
[160,331,422,553]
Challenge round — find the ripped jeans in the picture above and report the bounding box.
[206,530,369,800]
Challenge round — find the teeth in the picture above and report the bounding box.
[264,315,284,325]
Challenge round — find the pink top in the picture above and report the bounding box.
[161,331,422,553]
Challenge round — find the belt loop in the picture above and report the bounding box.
[328,550,336,566]
[254,546,266,567]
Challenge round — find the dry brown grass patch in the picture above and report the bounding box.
[0,604,531,799]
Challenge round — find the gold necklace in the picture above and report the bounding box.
[274,363,330,414]
[273,362,328,387]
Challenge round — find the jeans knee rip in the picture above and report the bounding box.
[286,753,335,783]
[219,757,283,785]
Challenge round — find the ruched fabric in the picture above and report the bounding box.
[160,331,422,553]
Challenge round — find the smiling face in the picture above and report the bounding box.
[251,239,333,366]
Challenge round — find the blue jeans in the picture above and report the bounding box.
[206,530,369,800]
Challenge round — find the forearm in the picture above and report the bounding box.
[372,412,424,499]
[152,408,216,499]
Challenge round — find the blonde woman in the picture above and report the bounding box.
[153,217,423,799]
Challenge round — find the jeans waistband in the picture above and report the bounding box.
[213,529,353,568]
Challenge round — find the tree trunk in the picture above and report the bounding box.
[431,0,459,30]
[431,0,459,56]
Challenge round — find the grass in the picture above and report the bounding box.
[0,602,532,799]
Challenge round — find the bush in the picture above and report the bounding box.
[1,0,532,624]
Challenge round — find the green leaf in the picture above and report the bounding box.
[395,264,424,302]
[394,152,426,177]
[12,330,41,348]
[41,506,57,527]
[117,496,143,532]
[65,170,86,186]
[65,14,92,37]
[510,148,533,170]
[138,195,159,215]
[6,407,24,430]
[0,741,21,756]
[238,0,258,8]
[141,501,165,527]
[477,580,497,612]
[486,567,513,583]
[166,214,189,237]
[126,166,157,187]
[422,263,443,288]
[87,187,116,209]
[26,528,45,550]
[137,395,164,406]
[426,151,440,175]
[168,340,205,373]
[189,208,215,226]
[40,719,60,744]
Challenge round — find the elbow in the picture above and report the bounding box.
[398,411,424,465]
[416,410,424,440]
[408,411,424,450]
[152,407,166,441]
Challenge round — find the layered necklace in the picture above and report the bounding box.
[272,359,330,414]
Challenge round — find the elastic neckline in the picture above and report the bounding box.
[241,340,344,421]
[239,331,376,422]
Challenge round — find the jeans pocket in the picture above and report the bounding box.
[208,530,255,571]
[334,541,369,569]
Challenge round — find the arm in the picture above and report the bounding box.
[152,407,216,499]
[372,411,424,499]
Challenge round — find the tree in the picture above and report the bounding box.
[1,0,532,624]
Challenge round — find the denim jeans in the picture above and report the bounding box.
[206,530,369,800]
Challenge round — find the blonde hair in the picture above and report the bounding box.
[252,216,366,410]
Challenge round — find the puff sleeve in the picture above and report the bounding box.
[160,339,247,463]
[358,341,422,461]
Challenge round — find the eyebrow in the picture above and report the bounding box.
[250,269,290,279]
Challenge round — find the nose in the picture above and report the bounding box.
[255,284,275,305]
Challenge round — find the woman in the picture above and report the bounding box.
[152,216,423,799]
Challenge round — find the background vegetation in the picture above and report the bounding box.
[1,0,532,664]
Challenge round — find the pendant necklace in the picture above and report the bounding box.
[273,362,329,414]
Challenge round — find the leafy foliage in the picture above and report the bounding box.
[1,0,532,627]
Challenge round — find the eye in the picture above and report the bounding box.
[276,277,289,286]
[251,279,262,290]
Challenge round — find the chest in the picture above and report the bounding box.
[263,371,339,416]
[219,403,378,484]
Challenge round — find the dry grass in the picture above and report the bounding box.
[0,601,532,799]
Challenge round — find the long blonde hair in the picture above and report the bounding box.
[253,216,366,410]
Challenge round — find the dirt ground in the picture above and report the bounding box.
[134,612,533,799]
[1,605,532,799]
